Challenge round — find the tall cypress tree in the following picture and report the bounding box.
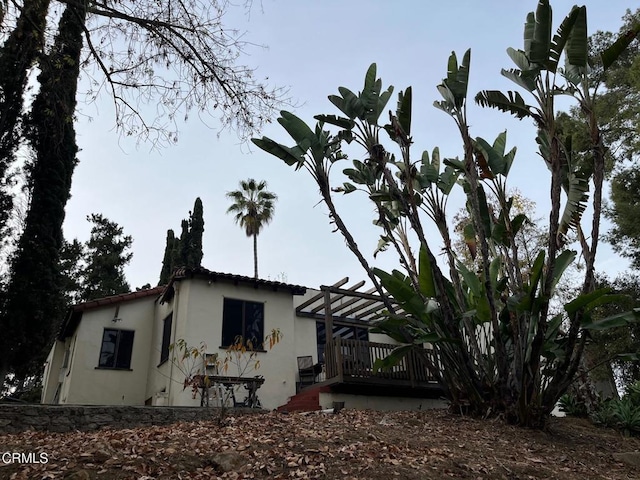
[0,0,50,243]
[188,197,205,268]
[177,218,191,268]
[157,198,205,285]
[159,229,177,285]
[0,0,88,384]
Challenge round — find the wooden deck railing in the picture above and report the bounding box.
[324,338,438,387]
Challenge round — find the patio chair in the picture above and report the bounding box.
[297,356,317,391]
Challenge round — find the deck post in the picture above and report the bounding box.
[408,350,416,388]
[323,287,333,336]
[336,336,343,381]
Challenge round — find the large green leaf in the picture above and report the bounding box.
[506,48,531,71]
[582,308,640,331]
[564,288,611,316]
[565,6,587,69]
[492,131,507,157]
[278,111,315,146]
[378,87,394,121]
[503,145,517,176]
[375,268,426,318]
[443,50,471,108]
[251,137,304,167]
[431,147,441,173]
[371,315,416,343]
[413,332,443,344]
[329,87,364,119]
[615,353,640,362]
[313,114,355,130]
[524,12,535,58]
[361,64,378,113]
[463,222,477,260]
[511,213,528,237]
[529,0,552,65]
[549,249,576,293]
[557,170,589,243]
[474,133,512,177]
[601,21,640,71]
[457,261,481,298]
[437,165,458,194]
[396,87,412,137]
[419,150,438,183]
[362,64,384,123]
[501,68,537,92]
[476,185,492,240]
[475,90,534,120]
[548,6,580,72]
[528,250,546,303]
[418,246,436,298]
[541,313,565,362]
[373,344,413,373]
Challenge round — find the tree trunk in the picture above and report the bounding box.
[253,233,258,279]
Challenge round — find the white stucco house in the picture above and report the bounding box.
[41,267,444,411]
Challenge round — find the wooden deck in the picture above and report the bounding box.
[322,338,440,391]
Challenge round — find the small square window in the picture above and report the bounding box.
[98,329,134,369]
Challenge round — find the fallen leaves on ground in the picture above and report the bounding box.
[1,409,639,479]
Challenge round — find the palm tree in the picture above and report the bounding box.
[226,179,277,279]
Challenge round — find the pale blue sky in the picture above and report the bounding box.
[65,1,636,290]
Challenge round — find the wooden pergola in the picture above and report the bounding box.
[295,278,440,392]
[295,277,400,331]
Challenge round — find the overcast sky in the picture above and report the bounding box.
[64,0,635,291]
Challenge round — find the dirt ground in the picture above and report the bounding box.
[0,409,639,479]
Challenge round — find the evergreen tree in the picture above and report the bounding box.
[80,214,133,302]
[556,9,640,264]
[158,229,177,285]
[189,198,205,268]
[177,218,191,269]
[0,0,282,388]
[609,168,640,269]
[0,1,86,385]
[59,239,84,305]
[157,198,205,285]
[589,274,640,389]
[0,0,50,244]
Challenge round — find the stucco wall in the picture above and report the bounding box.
[145,297,175,406]
[164,279,301,410]
[58,296,158,405]
[41,340,65,404]
[43,278,416,411]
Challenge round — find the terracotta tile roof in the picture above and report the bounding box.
[71,286,166,312]
[58,286,165,339]
[160,267,307,303]
[57,269,307,339]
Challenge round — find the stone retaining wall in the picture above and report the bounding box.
[0,405,256,433]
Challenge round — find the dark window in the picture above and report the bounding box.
[160,313,173,364]
[98,329,134,369]
[62,347,70,369]
[222,298,264,348]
